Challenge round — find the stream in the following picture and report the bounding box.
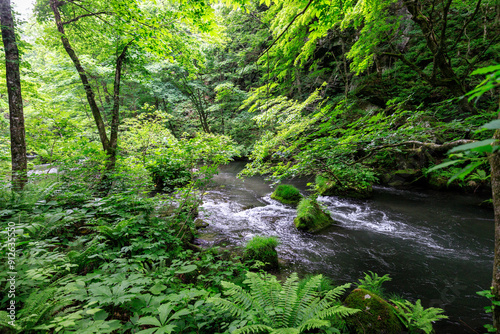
[197,162,494,333]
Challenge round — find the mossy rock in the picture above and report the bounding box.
[271,184,302,205]
[386,169,422,187]
[316,175,372,199]
[194,218,209,229]
[344,288,403,334]
[243,236,279,271]
[293,198,334,232]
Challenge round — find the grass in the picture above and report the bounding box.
[243,236,279,270]
[271,184,302,205]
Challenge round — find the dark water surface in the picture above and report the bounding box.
[198,162,494,333]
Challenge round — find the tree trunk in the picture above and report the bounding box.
[105,44,129,173]
[491,98,500,333]
[0,0,27,190]
[50,0,110,152]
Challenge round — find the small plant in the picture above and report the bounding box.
[477,288,500,332]
[357,271,392,296]
[243,236,279,270]
[390,299,448,334]
[271,184,302,205]
[209,271,359,334]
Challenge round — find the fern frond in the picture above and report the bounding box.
[315,305,360,320]
[296,318,330,332]
[323,283,351,301]
[288,275,321,326]
[209,298,247,317]
[277,272,299,328]
[233,324,274,334]
[271,327,300,334]
[221,280,255,310]
[391,299,447,334]
[245,272,279,324]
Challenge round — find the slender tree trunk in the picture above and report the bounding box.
[0,0,27,190]
[50,0,110,152]
[106,44,129,173]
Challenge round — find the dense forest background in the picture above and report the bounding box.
[0,0,499,333]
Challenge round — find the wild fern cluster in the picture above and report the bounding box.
[210,272,359,333]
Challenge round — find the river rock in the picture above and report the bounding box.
[344,288,403,334]
[194,218,209,229]
[315,175,372,199]
[293,198,334,232]
[243,236,279,271]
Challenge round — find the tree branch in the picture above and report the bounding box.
[257,0,313,60]
[353,139,475,165]
[62,11,111,25]
[450,0,483,51]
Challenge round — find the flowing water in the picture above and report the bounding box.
[198,162,494,333]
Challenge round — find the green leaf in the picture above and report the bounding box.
[158,303,174,325]
[427,160,461,173]
[471,65,500,75]
[448,161,483,184]
[449,139,496,153]
[483,120,500,130]
[138,316,162,327]
[175,264,197,274]
[150,283,167,295]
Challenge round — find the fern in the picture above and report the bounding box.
[209,272,359,333]
[390,299,448,334]
[356,271,391,296]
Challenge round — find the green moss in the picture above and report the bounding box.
[243,236,279,270]
[293,197,334,232]
[315,175,372,199]
[271,184,302,205]
[344,288,403,334]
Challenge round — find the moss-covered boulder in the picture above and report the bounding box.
[344,288,403,334]
[194,218,209,229]
[293,198,334,232]
[316,175,372,199]
[271,184,302,205]
[243,236,279,271]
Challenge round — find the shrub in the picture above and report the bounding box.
[243,236,279,270]
[147,156,191,192]
[294,197,334,232]
[271,184,302,205]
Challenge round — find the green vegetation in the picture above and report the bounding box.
[270,184,302,205]
[1,0,493,331]
[210,271,359,333]
[294,197,335,232]
[390,299,448,334]
[356,271,392,297]
[243,235,280,270]
[316,175,373,199]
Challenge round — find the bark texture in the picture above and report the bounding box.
[0,0,27,190]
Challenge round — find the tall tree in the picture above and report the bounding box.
[48,0,128,183]
[39,0,221,191]
[0,0,27,190]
